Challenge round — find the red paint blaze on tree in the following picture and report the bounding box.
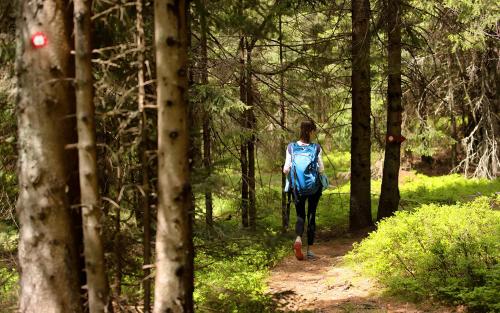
[31,32,48,48]
[386,134,406,143]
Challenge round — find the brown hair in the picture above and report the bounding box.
[299,120,317,143]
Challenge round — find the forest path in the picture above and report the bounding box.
[267,235,462,313]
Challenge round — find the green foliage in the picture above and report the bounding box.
[347,196,500,312]
[406,125,455,157]
[0,34,18,313]
[442,0,499,50]
[0,222,17,312]
[400,173,500,207]
[0,266,17,312]
[0,63,17,205]
[192,83,249,115]
[194,230,289,313]
[0,38,15,67]
[0,223,17,253]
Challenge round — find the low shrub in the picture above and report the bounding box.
[347,196,500,312]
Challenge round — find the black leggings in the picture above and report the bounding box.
[294,187,322,246]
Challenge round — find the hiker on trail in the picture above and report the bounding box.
[283,120,325,260]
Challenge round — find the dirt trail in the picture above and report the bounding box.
[267,236,463,313]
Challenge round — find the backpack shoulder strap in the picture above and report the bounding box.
[313,143,321,161]
[288,142,298,157]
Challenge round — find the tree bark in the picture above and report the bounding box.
[135,0,152,311]
[239,35,249,228]
[279,14,289,232]
[199,0,213,227]
[377,0,402,221]
[485,34,499,177]
[350,0,373,230]
[113,174,123,299]
[73,0,112,311]
[447,53,458,169]
[153,0,194,312]
[246,42,257,231]
[16,0,83,312]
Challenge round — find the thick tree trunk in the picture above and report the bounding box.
[239,36,249,227]
[246,43,257,231]
[350,0,373,230]
[377,0,402,221]
[153,0,194,312]
[74,1,112,311]
[135,0,152,311]
[199,0,213,227]
[279,14,289,232]
[16,0,83,312]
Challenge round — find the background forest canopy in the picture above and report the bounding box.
[0,0,499,312]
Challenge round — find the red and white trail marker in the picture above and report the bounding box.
[386,134,406,144]
[31,32,48,48]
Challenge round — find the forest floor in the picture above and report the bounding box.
[267,234,465,313]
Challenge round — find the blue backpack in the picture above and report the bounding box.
[287,142,321,196]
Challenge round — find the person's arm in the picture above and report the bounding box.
[318,148,325,173]
[283,147,292,174]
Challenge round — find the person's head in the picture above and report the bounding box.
[299,120,317,143]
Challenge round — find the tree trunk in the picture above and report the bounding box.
[350,0,373,230]
[485,35,499,177]
[153,0,194,312]
[377,0,402,221]
[246,42,257,231]
[199,0,213,227]
[184,2,195,310]
[16,0,83,312]
[279,14,289,232]
[113,175,123,299]
[135,0,151,311]
[447,53,458,169]
[74,0,112,311]
[239,35,249,228]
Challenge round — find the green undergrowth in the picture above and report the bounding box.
[0,222,18,311]
[194,223,290,313]
[347,196,500,312]
[198,172,499,311]
[400,174,500,207]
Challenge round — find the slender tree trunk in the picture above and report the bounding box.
[186,0,201,173]
[153,0,194,311]
[377,0,402,221]
[350,0,373,230]
[199,0,213,227]
[135,0,151,311]
[447,53,458,169]
[485,35,499,177]
[246,42,257,231]
[113,176,122,299]
[279,14,288,232]
[239,36,249,228]
[184,1,195,309]
[16,0,83,312]
[74,0,112,311]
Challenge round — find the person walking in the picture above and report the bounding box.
[283,120,325,260]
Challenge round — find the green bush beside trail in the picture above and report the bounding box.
[347,196,500,312]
